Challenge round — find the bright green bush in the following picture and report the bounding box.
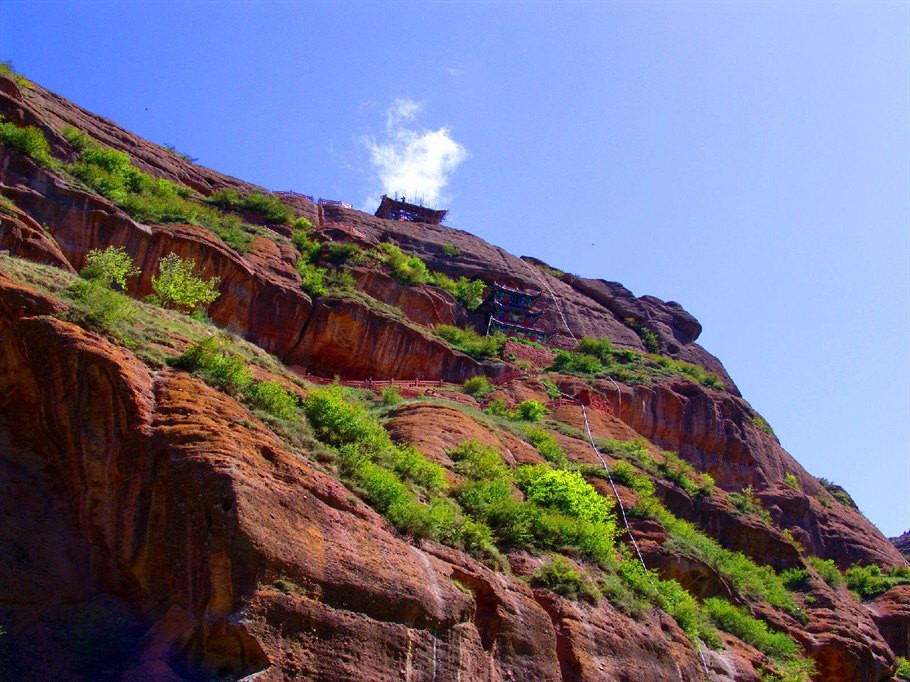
[171,336,252,394]
[462,375,495,399]
[67,279,136,337]
[532,555,600,603]
[241,192,294,224]
[524,427,569,468]
[378,242,430,285]
[703,597,800,662]
[515,399,546,422]
[441,242,461,258]
[752,414,774,436]
[896,656,910,680]
[0,122,55,167]
[518,465,614,525]
[246,380,298,420]
[322,242,367,265]
[296,259,327,297]
[80,246,140,290]
[844,563,910,601]
[150,253,220,312]
[784,472,800,491]
[210,188,294,224]
[431,272,486,310]
[552,336,725,390]
[324,267,356,292]
[292,230,322,261]
[436,324,505,360]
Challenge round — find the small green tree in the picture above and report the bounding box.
[80,246,140,290]
[150,253,220,312]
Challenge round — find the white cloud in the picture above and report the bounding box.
[363,98,468,207]
[385,97,421,129]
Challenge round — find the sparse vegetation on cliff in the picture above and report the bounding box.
[171,336,298,419]
[209,187,294,224]
[149,253,220,312]
[436,324,505,359]
[0,120,57,168]
[551,336,724,389]
[62,127,256,251]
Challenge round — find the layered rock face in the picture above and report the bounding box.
[1,73,908,682]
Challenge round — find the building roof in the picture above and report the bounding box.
[374,195,448,225]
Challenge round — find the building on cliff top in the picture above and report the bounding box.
[375,194,448,224]
[487,281,556,344]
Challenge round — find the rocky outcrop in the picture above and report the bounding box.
[869,585,910,658]
[588,376,905,570]
[287,297,492,381]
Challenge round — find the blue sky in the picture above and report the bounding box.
[3,0,908,537]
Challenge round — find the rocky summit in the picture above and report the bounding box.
[0,69,907,682]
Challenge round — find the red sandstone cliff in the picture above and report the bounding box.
[0,73,908,681]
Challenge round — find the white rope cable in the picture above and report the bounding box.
[520,258,577,342]
[578,401,649,571]
[516,260,710,676]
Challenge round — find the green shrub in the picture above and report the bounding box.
[608,461,638,487]
[515,399,546,422]
[380,387,403,406]
[150,253,220,312]
[483,398,512,418]
[703,598,800,662]
[304,384,391,453]
[752,415,774,436]
[729,486,771,523]
[541,378,561,399]
[552,349,604,375]
[844,563,910,601]
[524,427,569,468]
[171,336,251,394]
[241,192,294,224]
[532,555,600,603]
[896,656,910,680]
[293,230,322,262]
[67,279,136,337]
[441,242,461,258]
[462,375,495,399]
[0,122,55,167]
[436,324,505,360]
[518,465,614,525]
[780,568,812,590]
[293,216,314,231]
[378,242,430,285]
[0,60,33,89]
[80,246,140,290]
[296,259,327,297]
[304,384,446,492]
[431,272,486,310]
[324,267,356,292]
[322,242,367,265]
[783,472,800,491]
[65,138,255,251]
[624,317,661,353]
[598,572,648,617]
[246,380,298,419]
[617,558,719,645]
[212,189,294,224]
[657,450,712,499]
